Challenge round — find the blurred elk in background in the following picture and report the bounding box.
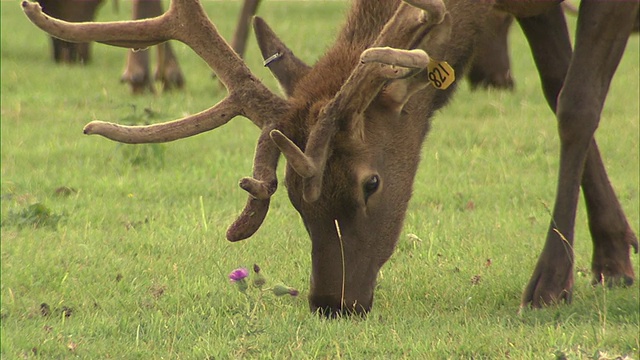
[467,8,514,90]
[37,0,261,93]
[466,1,638,91]
[36,0,104,64]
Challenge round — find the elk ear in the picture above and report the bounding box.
[418,12,452,60]
[378,76,430,113]
[253,16,311,97]
[377,13,453,113]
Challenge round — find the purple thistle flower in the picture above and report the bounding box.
[228,268,249,282]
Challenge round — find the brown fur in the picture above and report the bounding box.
[272,0,491,315]
[260,0,638,314]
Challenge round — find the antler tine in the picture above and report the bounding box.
[227,126,281,242]
[21,1,172,49]
[322,0,445,117]
[23,0,287,142]
[361,48,430,66]
[273,0,446,203]
[83,97,239,143]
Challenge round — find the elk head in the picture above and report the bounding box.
[23,0,458,316]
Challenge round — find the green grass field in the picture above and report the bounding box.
[2,1,638,358]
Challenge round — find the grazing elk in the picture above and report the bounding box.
[35,0,184,92]
[36,0,260,93]
[467,3,638,91]
[119,0,184,93]
[120,0,260,93]
[22,0,638,316]
[466,8,514,90]
[36,0,104,64]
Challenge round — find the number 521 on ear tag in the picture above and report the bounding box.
[427,60,455,90]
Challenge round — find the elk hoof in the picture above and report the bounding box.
[121,71,154,94]
[590,229,637,288]
[156,69,185,91]
[467,70,514,91]
[521,266,574,308]
[591,273,634,287]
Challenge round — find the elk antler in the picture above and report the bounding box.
[227,125,280,241]
[22,0,287,241]
[273,0,447,202]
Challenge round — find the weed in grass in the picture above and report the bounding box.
[554,348,635,360]
[114,105,166,168]
[2,202,63,229]
[227,265,298,336]
[38,303,73,319]
[53,186,77,197]
[116,142,166,169]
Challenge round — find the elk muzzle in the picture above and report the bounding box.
[308,250,379,317]
[302,216,393,317]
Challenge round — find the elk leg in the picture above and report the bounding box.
[212,0,262,82]
[516,7,571,112]
[467,9,514,90]
[231,0,262,58]
[518,2,638,307]
[51,38,70,63]
[155,42,185,91]
[39,0,102,64]
[146,0,185,91]
[51,38,81,64]
[518,3,638,286]
[516,6,574,307]
[582,142,638,287]
[76,42,92,64]
[122,49,154,94]
[120,0,164,94]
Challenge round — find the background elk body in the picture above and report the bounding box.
[36,0,184,92]
[22,0,638,317]
[36,0,104,63]
[36,0,517,92]
[37,0,260,93]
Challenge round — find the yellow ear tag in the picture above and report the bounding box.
[426,60,455,90]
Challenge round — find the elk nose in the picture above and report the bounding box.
[309,294,372,318]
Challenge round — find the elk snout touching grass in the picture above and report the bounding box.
[22,0,638,316]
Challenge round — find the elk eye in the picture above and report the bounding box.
[363,175,380,202]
